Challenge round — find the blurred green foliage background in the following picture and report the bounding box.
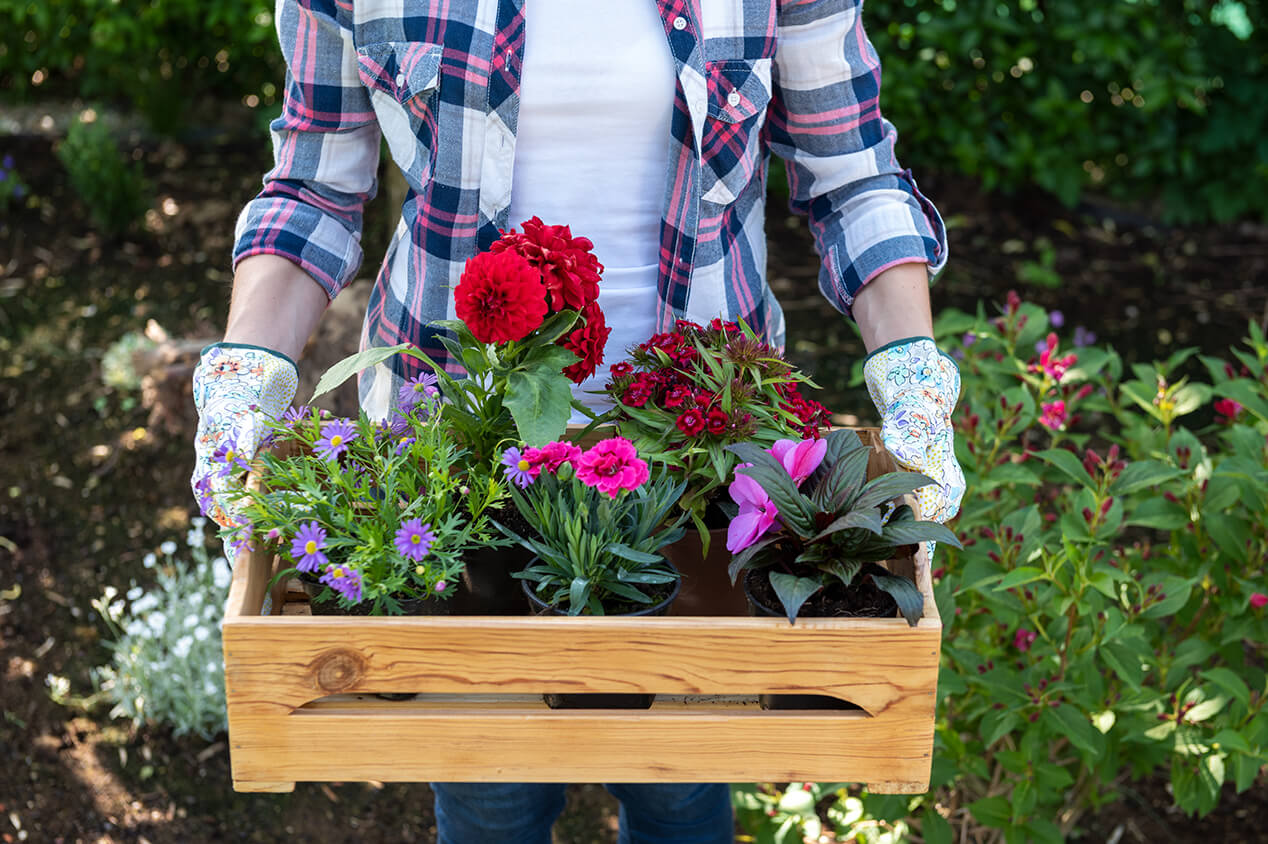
[2,0,1265,221]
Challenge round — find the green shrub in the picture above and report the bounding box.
[865,0,1268,223]
[56,117,149,235]
[90,519,231,740]
[0,0,283,132]
[736,297,1268,841]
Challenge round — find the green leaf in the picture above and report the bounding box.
[605,543,662,564]
[812,509,881,541]
[967,796,1012,828]
[1045,704,1103,759]
[1101,641,1146,690]
[309,342,414,401]
[1127,498,1190,531]
[851,471,936,512]
[921,809,953,844]
[993,567,1046,591]
[504,368,573,447]
[768,572,822,623]
[567,576,590,614]
[1184,696,1227,724]
[869,567,924,626]
[1202,667,1251,710]
[1034,448,1095,489]
[882,518,963,549]
[1111,460,1186,495]
[825,559,862,589]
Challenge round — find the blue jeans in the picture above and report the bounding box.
[431,782,733,844]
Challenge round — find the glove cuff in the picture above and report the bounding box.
[863,337,960,415]
[199,341,297,371]
[193,343,299,418]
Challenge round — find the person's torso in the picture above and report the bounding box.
[350,0,784,417]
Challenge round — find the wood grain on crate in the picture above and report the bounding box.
[222,427,942,793]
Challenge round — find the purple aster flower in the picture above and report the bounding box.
[282,405,312,427]
[1049,310,1065,328]
[12,185,25,199]
[212,434,250,477]
[290,521,329,573]
[0,171,7,182]
[2,155,12,170]
[962,332,977,347]
[394,436,416,456]
[1073,325,1097,347]
[389,410,413,437]
[314,418,356,462]
[434,580,447,593]
[320,563,363,604]
[395,518,436,561]
[397,373,439,412]
[501,446,535,489]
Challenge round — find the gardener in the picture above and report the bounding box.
[192,0,965,840]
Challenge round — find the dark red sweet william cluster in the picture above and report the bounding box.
[607,318,830,441]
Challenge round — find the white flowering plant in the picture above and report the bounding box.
[90,519,232,739]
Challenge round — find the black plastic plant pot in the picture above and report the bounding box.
[448,544,536,615]
[742,569,866,712]
[521,565,681,710]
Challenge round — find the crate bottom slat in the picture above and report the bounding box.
[231,702,931,791]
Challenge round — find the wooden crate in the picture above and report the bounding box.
[221,429,941,793]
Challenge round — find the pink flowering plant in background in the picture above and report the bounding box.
[219,384,510,614]
[496,436,689,615]
[723,429,960,624]
[905,298,1268,837]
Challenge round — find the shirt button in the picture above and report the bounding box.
[727,91,741,107]
[672,15,687,30]
[395,72,407,87]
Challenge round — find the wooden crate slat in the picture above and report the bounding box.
[229,702,933,787]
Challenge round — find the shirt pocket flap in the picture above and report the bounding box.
[356,41,443,104]
[705,58,772,124]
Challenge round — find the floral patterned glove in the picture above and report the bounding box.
[191,343,298,529]
[863,337,965,524]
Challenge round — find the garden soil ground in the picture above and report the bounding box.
[1,122,1267,843]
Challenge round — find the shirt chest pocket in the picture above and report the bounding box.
[700,57,772,207]
[356,41,443,186]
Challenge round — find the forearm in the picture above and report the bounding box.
[223,254,330,362]
[851,261,934,352]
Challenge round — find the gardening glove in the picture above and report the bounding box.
[863,337,965,525]
[191,343,298,530]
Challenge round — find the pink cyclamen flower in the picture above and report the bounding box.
[525,440,583,477]
[1014,629,1037,652]
[768,437,828,486]
[726,472,780,553]
[575,437,650,498]
[1250,593,1268,609]
[1039,400,1067,430]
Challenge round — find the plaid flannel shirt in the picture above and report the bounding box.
[233,0,948,414]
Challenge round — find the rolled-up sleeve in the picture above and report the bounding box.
[765,0,948,318]
[232,0,381,300]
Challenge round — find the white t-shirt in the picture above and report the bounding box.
[506,0,676,417]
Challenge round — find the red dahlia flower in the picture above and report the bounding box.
[493,216,603,313]
[558,301,611,384]
[454,250,548,344]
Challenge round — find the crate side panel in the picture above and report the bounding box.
[222,618,939,711]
